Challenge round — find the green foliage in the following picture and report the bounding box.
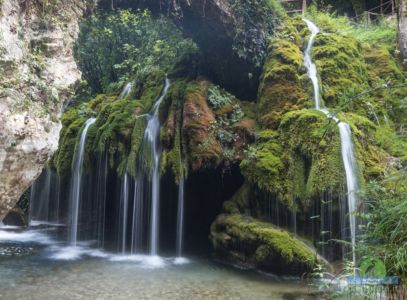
[228,0,285,67]
[307,7,397,48]
[359,256,386,278]
[74,9,197,93]
[363,170,407,281]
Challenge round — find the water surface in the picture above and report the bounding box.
[0,227,318,299]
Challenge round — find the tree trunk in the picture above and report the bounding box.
[398,0,407,66]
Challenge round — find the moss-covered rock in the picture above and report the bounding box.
[159,79,255,175]
[258,17,312,128]
[241,109,343,209]
[51,108,87,175]
[210,214,319,275]
[313,32,369,109]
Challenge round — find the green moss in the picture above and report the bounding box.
[258,18,311,128]
[52,107,87,175]
[242,110,344,209]
[210,214,318,273]
[92,98,139,173]
[313,33,369,108]
[127,116,147,178]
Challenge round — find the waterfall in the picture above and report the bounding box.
[119,173,129,253]
[131,179,144,254]
[29,168,61,225]
[304,20,321,110]
[147,78,170,256]
[69,118,96,246]
[119,82,134,99]
[304,19,359,264]
[95,152,108,248]
[338,123,359,264]
[29,169,51,225]
[130,78,171,256]
[176,169,185,258]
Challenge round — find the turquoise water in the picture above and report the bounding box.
[0,227,319,299]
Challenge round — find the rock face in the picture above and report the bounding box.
[0,0,84,220]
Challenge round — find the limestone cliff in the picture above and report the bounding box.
[0,0,85,220]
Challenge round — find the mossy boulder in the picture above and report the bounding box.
[258,17,312,128]
[210,214,319,275]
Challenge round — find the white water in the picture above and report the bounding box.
[304,20,321,110]
[131,179,144,254]
[130,78,171,257]
[304,19,359,264]
[176,170,185,258]
[29,169,51,224]
[120,173,129,253]
[146,78,171,256]
[119,82,134,99]
[69,118,96,246]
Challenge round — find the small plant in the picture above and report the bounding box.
[207,85,233,108]
[230,104,244,123]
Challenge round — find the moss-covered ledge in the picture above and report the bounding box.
[210,214,321,275]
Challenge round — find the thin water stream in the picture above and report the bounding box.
[69,118,96,246]
[304,19,359,264]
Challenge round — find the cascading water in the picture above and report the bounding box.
[69,118,96,246]
[29,169,61,226]
[304,19,359,264]
[304,20,322,110]
[119,173,129,253]
[176,169,185,258]
[29,169,51,225]
[119,81,134,99]
[95,152,108,248]
[131,78,171,256]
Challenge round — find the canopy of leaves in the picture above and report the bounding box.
[74,9,198,93]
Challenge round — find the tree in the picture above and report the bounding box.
[398,0,407,67]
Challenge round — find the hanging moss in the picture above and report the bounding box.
[160,80,188,182]
[52,108,87,175]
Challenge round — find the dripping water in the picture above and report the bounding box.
[176,168,185,258]
[95,152,108,248]
[119,173,129,253]
[304,19,359,265]
[69,118,96,246]
[29,169,51,225]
